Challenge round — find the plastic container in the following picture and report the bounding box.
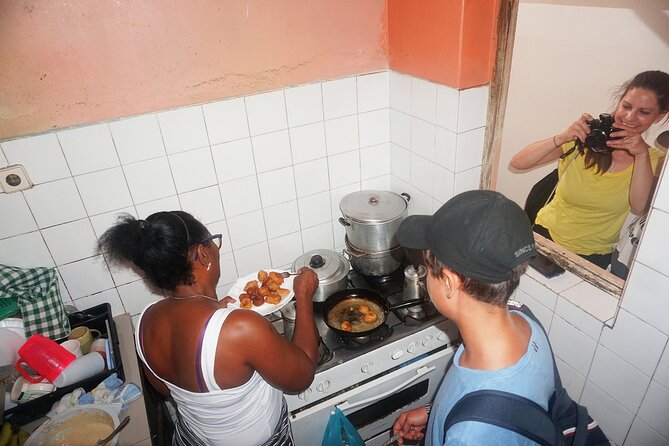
[53,352,105,388]
[15,334,76,383]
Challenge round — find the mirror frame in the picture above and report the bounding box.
[482,0,624,297]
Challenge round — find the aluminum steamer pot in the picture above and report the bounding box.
[338,191,410,253]
[292,249,350,302]
[344,236,404,277]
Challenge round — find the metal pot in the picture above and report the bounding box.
[344,237,404,277]
[338,191,410,253]
[292,249,350,302]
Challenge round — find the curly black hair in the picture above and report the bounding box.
[97,211,209,291]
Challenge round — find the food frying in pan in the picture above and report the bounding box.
[327,298,384,333]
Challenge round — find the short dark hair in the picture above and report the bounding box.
[423,249,527,308]
[97,211,209,291]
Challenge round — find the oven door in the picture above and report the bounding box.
[289,345,455,446]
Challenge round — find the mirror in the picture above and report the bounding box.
[486,0,669,298]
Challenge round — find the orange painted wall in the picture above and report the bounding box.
[0,0,387,140]
[387,0,500,89]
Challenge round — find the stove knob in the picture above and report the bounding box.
[422,336,433,347]
[316,381,330,393]
[407,342,416,354]
[361,362,374,374]
[391,350,404,360]
[298,388,312,401]
[437,331,447,342]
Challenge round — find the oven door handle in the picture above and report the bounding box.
[334,365,436,414]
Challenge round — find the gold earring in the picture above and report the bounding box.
[207,262,211,271]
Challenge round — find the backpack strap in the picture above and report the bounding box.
[444,389,556,446]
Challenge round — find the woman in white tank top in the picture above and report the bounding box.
[98,211,320,446]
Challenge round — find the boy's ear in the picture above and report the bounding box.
[441,267,461,296]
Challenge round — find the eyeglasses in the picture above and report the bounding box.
[193,234,222,261]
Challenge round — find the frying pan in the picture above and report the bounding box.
[321,288,425,337]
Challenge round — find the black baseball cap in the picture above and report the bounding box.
[397,190,536,283]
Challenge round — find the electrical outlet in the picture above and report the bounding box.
[0,164,34,193]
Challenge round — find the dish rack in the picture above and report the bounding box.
[0,297,19,320]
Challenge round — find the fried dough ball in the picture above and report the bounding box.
[258,286,270,296]
[340,321,353,332]
[267,281,279,292]
[358,305,370,314]
[363,312,378,323]
[266,293,281,305]
[257,269,268,283]
[239,296,252,309]
[252,295,265,307]
[276,288,290,297]
[269,271,284,285]
[244,281,259,293]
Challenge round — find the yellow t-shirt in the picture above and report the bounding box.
[535,143,665,255]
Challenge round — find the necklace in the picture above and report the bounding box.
[168,294,218,302]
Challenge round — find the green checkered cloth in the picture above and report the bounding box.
[0,264,70,340]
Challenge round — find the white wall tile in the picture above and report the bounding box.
[117,279,162,316]
[398,182,432,215]
[1,133,70,183]
[328,151,360,189]
[390,110,411,150]
[329,183,360,223]
[233,242,271,277]
[636,381,669,438]
[206,219,233,254]
[435,127,456,171]
[136,196,180,219]
[549,315,597,375]
[599,309,667,377]
[588,346,650,412]
[390,143,411,183]
[245,90,288,136]
[555,296,604,341]
[123,157,176,204]
[289,122,327,164]
[453,166,481,195]
[524,267,583,294]
[458,86,489,132]
[58,124,119,175]
[411,78,437,124]
[263,200,300,239]
[89,207,137,239]
[217,251,238,288]
[227,210,266,250]
[202,98,250,145]
[42,218,97,265]
[333,218,346,251]
[653,345,669,389]
[285,83,323,127]
[322,77,357,120]
[513,288,553,332]
[107,260,143,287]
[357,72,389,112]
[433,165,455,204]
[436,85,459,132]
[325,116,359,155]
[269,232,303,269]
[58,255,115,299]
[360,143,390,180]
[359,109,390,148]
[580,381,634,446]
[621,262,669,335]
[109,114,166,165]
[362,174,390,191]
[179,186,225,225]
[411,117,436,161]
[169,147,217,193]
[298,190,332,229]
[74,288,125,317]
[625,417,668,446]
[455,127,485,172]
[554,357,586,401]
[410,154,434,196]
[219,176,261,217]
[636,208,669,277]
[75,168,133,216]
[257,166,296,207]
[211,138,256,182]
[252,130,292,173]
[559,281,618,326]
[293,158,330,198]
[24,178,87,227]
[157,106,209,154]
[389,71,411,114]
[301,222,334,252]
[0,192,37,239]
[0,231,54,268]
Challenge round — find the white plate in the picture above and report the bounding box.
[225,270,295,316]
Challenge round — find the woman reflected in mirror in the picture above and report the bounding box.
[510,70,669,272]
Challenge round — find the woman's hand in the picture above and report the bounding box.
[218,296,236,308]
[391,406,429,444]
[293,267,318,302]
[608,126,651,158]
[554,113,593,146]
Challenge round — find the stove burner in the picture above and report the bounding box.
[393,300,438,326]
[341,324,393,350]
[405,304,426,319]
[317,338,334,366]
[369,274,394,284]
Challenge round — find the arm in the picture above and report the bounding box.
[509,113,593,170]
[392,406,429,444]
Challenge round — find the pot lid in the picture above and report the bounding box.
[339,190,408,223]
[292,249,350,286]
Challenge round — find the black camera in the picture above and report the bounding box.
[583,113,622,154]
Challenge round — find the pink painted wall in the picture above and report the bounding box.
[0,0,387,140]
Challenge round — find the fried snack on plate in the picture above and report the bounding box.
[257,286,270,296]
[239,296,252,309]
[268,271,284,285]
[257,269,268,283]
[340,321,353,332]
[244,280,259,293]
[267,281,279,292]
[266,293,281,305]
[252,295,265,307]
[276,288,290,297]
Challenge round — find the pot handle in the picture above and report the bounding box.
[401,192,411,202]
[342,248,365,259]
[338,217,351,227]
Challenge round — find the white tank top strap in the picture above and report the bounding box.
[198,308,234,391]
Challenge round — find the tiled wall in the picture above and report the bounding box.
[514,167,669,445]
[0,70,488,324]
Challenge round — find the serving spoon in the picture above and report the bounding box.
[96,416,130,445]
